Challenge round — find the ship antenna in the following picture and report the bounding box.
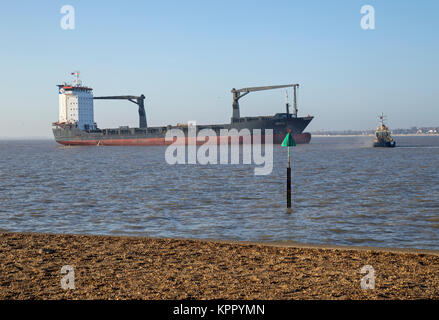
[293,84,298,117]
[72,71,82,87]
[379,112,387,126]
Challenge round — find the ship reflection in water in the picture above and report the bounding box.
[0,136,439,249]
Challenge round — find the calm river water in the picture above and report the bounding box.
[0,136,438,249]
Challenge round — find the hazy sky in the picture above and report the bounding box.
[0,0,438,137]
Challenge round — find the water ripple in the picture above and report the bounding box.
[0,136,439,249]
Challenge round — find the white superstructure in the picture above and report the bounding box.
[57,73,95,130]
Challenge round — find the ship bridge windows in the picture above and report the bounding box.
[274,113,288,119]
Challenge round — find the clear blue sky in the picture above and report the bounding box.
[0,0,438,137]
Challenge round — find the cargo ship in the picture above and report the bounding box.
[373,113,396,148]
[52,73,313,146]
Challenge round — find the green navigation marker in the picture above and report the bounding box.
[281,132,296,147]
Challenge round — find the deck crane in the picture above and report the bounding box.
[93,95,147,128]
[231,84,299,122]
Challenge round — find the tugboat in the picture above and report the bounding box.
[373,113,396,148]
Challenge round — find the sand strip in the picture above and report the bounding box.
[1,232,438,299]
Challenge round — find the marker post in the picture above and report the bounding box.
[281,132,296,208]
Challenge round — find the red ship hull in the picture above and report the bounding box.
[57,133,311,146]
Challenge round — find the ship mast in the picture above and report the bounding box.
[72,71,82,87]
[379,112,387,127]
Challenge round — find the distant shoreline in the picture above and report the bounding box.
[312,134,439,137]
[1,134,439,141]
[0,137,52,140]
